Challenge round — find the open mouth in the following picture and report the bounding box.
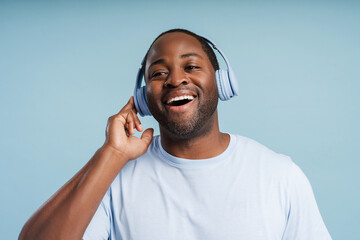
[166,95,195,106]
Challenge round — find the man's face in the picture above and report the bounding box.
[145,32,219,138]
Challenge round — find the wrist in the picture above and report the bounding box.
[101,143,126,157]
[95,144,130,169]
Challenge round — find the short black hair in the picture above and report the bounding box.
[141,28,219,77]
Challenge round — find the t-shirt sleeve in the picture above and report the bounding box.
[282,162,332,240]
[83,190,112,240]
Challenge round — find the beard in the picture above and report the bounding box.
[150,95,218,139]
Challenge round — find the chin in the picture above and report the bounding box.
[162,121,201,139]
[156,109,218,141]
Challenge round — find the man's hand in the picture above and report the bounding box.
[104,96,153,161]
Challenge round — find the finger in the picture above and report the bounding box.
[119,96,136,114]
[140,128,154,147]
[126,111,135,135]
[132,111,143,132]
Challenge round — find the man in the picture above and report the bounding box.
[19,29,331,240]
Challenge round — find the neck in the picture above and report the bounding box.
[159,112,230,159]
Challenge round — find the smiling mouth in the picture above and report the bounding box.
[166,95,195,106]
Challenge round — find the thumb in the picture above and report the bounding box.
[140,128,154,147]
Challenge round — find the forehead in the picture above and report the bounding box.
[146,32,205,66]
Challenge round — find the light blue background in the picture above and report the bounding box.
[1,1,359,239]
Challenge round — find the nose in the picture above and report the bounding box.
[164,69,189,88]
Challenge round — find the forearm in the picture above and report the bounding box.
[19,145,128,240]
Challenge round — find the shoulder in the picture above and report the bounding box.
[230,134,314,191]
[230,134,294,170]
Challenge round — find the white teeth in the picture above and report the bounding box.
[167,95,194,104]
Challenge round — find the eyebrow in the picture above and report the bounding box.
[148,53,203,69]
[148,59,165,69]
[180,53,203,59]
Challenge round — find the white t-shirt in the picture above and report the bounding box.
[83,134,331,240]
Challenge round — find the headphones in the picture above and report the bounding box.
[133,35,239,117]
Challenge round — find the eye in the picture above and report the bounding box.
[185,65,200,71]
[151,71,168,79]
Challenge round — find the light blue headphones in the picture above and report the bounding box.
[133,35,239,117]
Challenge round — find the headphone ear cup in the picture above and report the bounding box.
[134,66,152,117]
[216,69,238,101]
[216,69,230,101]
[135,86,152,116]
[215,70,224,101]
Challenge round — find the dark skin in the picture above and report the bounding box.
[19,32,229,240]
[146,32,229,158]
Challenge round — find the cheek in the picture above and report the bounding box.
[146,83,162,107]
[202,75,218,95]
[212,79,219,96]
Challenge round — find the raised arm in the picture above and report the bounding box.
[19,97,153,240]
